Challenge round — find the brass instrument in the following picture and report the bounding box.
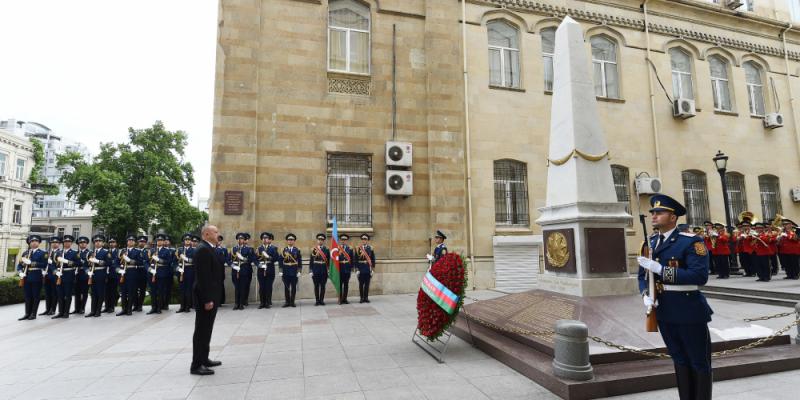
[233,247,242,279]
[119,248,128,284]
[149,248,157,284]
[56,249,65,286]
[88,248,98,286]
[18,248,30,288]
[739,211,755,224]
[179,247,186,283]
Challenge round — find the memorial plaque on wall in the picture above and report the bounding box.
[224,191,244,215]
[543,228,576,273]
[585,227,627,273]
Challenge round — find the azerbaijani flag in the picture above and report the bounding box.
[421,271,459,315]
[328,217,341,295]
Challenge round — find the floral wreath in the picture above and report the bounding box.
[416,253,467,341]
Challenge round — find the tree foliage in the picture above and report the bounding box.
[57,121,207,240]
[28,138,58,195]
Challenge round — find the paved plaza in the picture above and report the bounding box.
[0,290,798,400]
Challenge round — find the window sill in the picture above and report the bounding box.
[714,110,738,117]
[596,96,625,104]
[326,226,373,234]
[327,70,370,80]
[544,90,553,95]
[489,85,525,93]
[494,226,533,235]
[750,114,765,119]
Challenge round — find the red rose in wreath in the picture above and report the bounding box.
[416,253,467,341]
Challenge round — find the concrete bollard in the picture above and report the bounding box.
[552,319,594,381]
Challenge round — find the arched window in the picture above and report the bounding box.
[758,175,782,221]
[709,56,732,111]
[541,28,556,92]
[743,61,765,116]
[725,172,747,220]
[488,20,520,88]
[328,0,370,74]
[669,48,693,100]
[591,36,619,98]
[494,160,529,226]
[682,170,710,227]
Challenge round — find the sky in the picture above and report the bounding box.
[0,0,218,205]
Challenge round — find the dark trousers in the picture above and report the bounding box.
[191,305,218,370]
[162,275,173,309]
[136,269,147,310]
[739,253,752,276]
[220,276,226,305]
[658,320,712,372]
[754,255,771,281]
[233,267,252,307]
[707,250,715,274]
[89,271,107,315]
[55,273,75,316]
[780,254,800,279]
[339,273,351,303]
[23,280,43,317]
[42,277,56,313]
[257,267,275,306]
[770,254,780,274]
[282,275,298,304]
[123,270,140,313]
[713,255,730,278]
[148,276,170,312]
[179,270,196,311]
[105,273,119,311]
[312,273,328,304]
[74,274,89,313]
[358,272,371,301]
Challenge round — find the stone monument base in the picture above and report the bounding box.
[450,290,800,399]
[536,274,637,297]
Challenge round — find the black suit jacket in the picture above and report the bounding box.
[193,240,224,306]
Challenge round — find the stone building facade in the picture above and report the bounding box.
[211,0,800,296]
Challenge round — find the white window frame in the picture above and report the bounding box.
[0,153,7,177]
[744,62,766,117]
[591,36,619,98]
[14,158,25,180]
[541,28,555,92]
[488,21,521,88]
[669,48,694,100]
[12,204,22,225]
[327,2,371,75]
[709,56,732,112]
[0,200,4,224]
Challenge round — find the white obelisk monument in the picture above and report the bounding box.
[535,16,637,297]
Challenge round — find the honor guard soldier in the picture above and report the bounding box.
[17,235,47,320]
[752,223,774,282]
[116,236,138,316]
[257,232,280,309]
[85,235,110,317]
[310,233,330,306]
[738,220,755,277]
[103,238,120,313]
[231,232,256,310]
[133,236,151,310]
[73,236,91,314]
[710,223,731,279]
[356,234,375,303]
[637,194,713,399]
[338,234,355,304]
[40,236,60,316]
[215,235,230,305]
[162,235,176,310]
[148,234,173,314]
[176,233,196,313]
[53,235,81,319]
[779,219,800,279]
[280,233,302,307]
[427,230,448,265]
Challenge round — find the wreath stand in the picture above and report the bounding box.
[411,328,453,364]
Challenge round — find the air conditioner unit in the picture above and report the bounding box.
[386,170,413,196]
[672,98,696,119]
[385,141,412,168]
[635,177,662,195]
[764,113,784,129]
[724,0,743,10]
[791,187,800,202]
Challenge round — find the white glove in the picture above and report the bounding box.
[259,262,267,269]
[637,256,663,275]
[57,256,67,263]
[236,253,245,261]
[123,255,132,263]
[89,257,99,263]
[87,271,94,277]
[782,233,788,237]
[180,254,189,261]
[56,271,63,277]
[151,256,160,262]
[177,267,184,274]
[279,272,283,277]
[21,257,31,265]
[47,258,52,264]
[149,268,156,275]
[711,231,719,237]
[296,272,300,278]
[309,272,314,277]
[426,254,433,261]
[18,272,26,278]
[370,270,374,277]
[233,265,241,271]
[119,269,125,275]
[643,294,658,308]
[356,270,361,275]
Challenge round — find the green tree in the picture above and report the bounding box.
[28,138,58,195]
[57,121,207,241]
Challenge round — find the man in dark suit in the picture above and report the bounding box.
[191,225,224,376]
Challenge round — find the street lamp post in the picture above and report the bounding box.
[713,150,739,274]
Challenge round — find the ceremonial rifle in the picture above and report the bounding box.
[639,214,658,333]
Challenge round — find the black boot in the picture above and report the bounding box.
[693,370,712,400]
[116,299,129,316]
[28,298,40,320]
[39,297,51,316]
[674,365,694,400]
[52,299,65,319]
[19,301,31,321]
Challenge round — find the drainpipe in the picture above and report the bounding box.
[462,0,477,289]
[643,0,663,179]
[780,23,800,163]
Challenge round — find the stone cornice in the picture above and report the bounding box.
[481,0,800,61]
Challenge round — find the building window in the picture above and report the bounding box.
[488,20,520,88]
[681,170,710,227]
[725,172,747,221]
[0,201,3,223]
[15,159,25,180]
[493,160,529,226]
[0,153,7,177]
[12,204,22,224]
[72,226,81,238]
[328,0,370,74]
[710,56,733,111]
[6,248,19,273]
[541,28,555,92]
[669,48,693,100]
[327,153,372,227]
[610,165,632,224]
[591,36,619,98]
[57,227,65,237]
[744,61,765,116]
[758,175,782,222]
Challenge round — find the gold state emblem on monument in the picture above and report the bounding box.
[546,232,570,268]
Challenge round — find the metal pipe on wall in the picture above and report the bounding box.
[462,0,477,289]
[643,0,663,179]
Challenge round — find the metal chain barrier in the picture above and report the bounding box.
[460,294,800,359]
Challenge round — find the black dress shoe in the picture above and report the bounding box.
[282,304,290,308]
[116,311,127,316]
[146,310,157,315]
[365,299,370,303]
[291,303,296,307]
[265,304,271,309]
[190,365,215,375]
[18,315,30,321]
[258,305,265,309]
[52,314,64,319]
[203,360,222,367]
[26,315,36,320]
[343,300,349,304]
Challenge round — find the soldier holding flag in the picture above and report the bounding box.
[310,233,330,306]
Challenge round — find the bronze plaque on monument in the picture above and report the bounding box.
[585,227,627,273]
[543,228,576,273]
[224,191,244,215]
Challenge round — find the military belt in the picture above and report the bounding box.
[284,263,298,266]
[662,284,699,292]
[26,267,42,271]
[61,268,75,271]
[156,263,169,267]
[183,264,194,267]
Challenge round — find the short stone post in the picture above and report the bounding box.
[552,319,594,381]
